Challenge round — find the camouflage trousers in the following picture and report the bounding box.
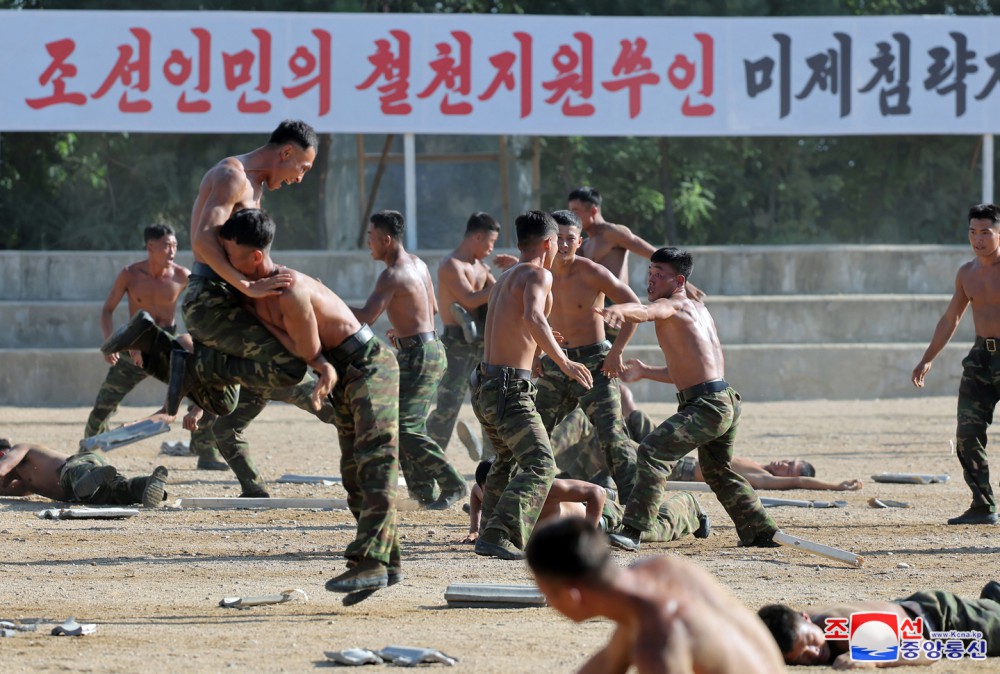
[208,376,336,495]
[425,332,494,459]
[535,343,636,501]
[58,452,152,505]
[955,343,1000,511]
[622,387,777,545]
[83,352,220,460]
[896,587,1000,655]
[602,491,701,542]
[326,338,401,569]
[396,340,466,504]
[182,274,306,391]
[472,368,556,550]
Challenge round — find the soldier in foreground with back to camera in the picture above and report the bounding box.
[351,210,467,510]
[526,517,787,674]
[595,247,779,550]
[914,203,1000,525]
[471,210,592,560]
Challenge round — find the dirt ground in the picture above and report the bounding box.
[1,395,997,673]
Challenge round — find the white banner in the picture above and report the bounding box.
[2,11,1000,135]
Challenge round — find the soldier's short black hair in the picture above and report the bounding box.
[568,186,601,208]
[268,119,318,151]
[0,438,11,451]
[370,210,405,239]
[515,210,557,249]
[475,460,493,488]
[143,224,175,243]
[758,604,802,655]
[799,461,816,478]
[969,203,1000,225]
[465,211,500,236]
[650,247,693,279]
[526,517,611,583]
[219,208,275,250]
[550,210,581,229]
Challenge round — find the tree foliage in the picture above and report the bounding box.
[0,0,995,248]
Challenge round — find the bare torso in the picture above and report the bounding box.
[580,223,630,284]
[612,557,786,674]
[189,156,261,264]
[960,258,1000,336]
[249,270,361,352]
[482,263,553,370]
[654,297,725,391]
[438,252,493,326]
[0,443,67,501]
[384,253,438,337]
[549,257,608,347]
[122,261,189,328]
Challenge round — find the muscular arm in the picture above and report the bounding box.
[462,483,484,543]
[276,286,336,406]
[747,474,862,491]
[621,358,672,384]
[912,269,971,387]
[590,266,641,375]
[100,268,130,341]
[439,260,493,309]
[547,479,606,528]
[351,269,396,326]
[606,224,658,259]
[0,444,30,480]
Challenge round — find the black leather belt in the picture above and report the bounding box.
[191,261,223,282]
[676,379,729,404]
[395,331,438,349]
[563,340,611,360]
[327,325,375,366]
[975,336,1000,353]
[443,325,466,340]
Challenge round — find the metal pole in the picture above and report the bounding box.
[984,133,994,204]
[404,132,417,250]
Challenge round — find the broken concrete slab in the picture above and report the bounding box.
[176,497,347,510]
[78,418,170,452]
[324,649,383,666]
[869,498,911,508]
[773,531,864,568]
[871,473,949,484]
[662,481,713,493]
[377,645,458,666]
[444,583,546,608]
[51,617,96,636]
[277,474,407,487]
[219,588,308,609]
[37,507,139,520]
[759,497,848,508]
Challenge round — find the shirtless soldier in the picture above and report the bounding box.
[534,209,641,501]
[914,203,1000,525]
[175,120,318,414]
[217,208,401,596]
[526,517,787,674]
[471,210,592,560]
[427,212,516,459]
[597,247,779,550]
[85,224,226,470]
[352,210,467,509]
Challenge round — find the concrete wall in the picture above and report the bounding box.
[0,245,973,406]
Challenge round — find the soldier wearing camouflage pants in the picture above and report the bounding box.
[598,247,777,550]
[472,211,593,560]
[914,204,1000,525]
[352,210,466,509]
[534,210,643,502]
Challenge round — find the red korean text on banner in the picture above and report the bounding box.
[478,32,532,118]
[667,33,715,117]
[163,28,211,113]
[224,28,272,114]
[542,32,595,117]
[91,27,152,113]
[25,38,87,109]
[282,29,332,116]
[357,29,412,115]
[601,37,660,119]
[417,30,473,115]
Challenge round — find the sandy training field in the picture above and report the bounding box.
[1,396,997,673]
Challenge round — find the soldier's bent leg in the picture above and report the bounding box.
[211,387,271,496]
[897,589,1000,656]
[426,334,481,449]
[642,492,702,542]
[579,370,637,502]
[83,357,149,438]
[626,409,656,443]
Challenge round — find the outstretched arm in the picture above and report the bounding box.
[621,358,672,385]
[747,474,863,491]
[591,267,641,378]
[913,269,971,387]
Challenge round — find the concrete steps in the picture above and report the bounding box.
[0,245,976,405]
